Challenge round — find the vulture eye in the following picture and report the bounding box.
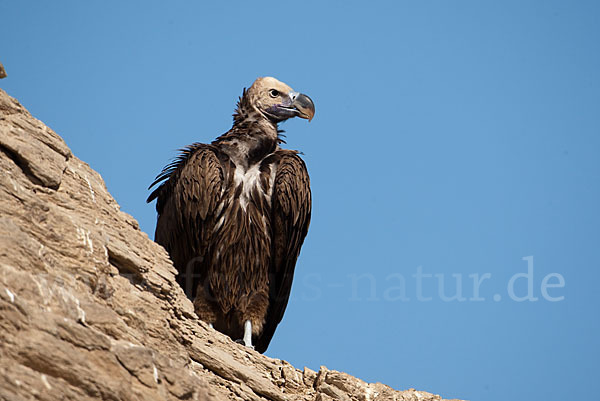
[269,89,279,98]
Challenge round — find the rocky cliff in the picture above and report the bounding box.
[0,88,461,401]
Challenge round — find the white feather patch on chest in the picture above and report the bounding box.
[233,162,276,212]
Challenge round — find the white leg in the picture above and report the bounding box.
[243,320,253,348]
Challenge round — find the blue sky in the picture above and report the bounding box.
[2,1,599,400]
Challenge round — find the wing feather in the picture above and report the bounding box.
[147,144,229,299]
[255,151,311,353]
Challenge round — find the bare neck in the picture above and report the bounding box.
[213,96,280,169]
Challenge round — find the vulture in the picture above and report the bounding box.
[147,77,315,353]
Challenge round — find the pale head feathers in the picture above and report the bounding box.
[246,77,293,116]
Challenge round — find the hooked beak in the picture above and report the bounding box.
[289,92,315,122]
[265,91,316,122]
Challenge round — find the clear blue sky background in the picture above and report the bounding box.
[2,1,599,400]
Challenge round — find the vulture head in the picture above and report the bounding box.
[246,77,315,123]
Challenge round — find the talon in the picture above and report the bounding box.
[234,338,255,350]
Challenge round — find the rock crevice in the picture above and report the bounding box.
[0,88,461,401]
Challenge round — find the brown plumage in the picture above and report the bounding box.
[147,77,314,353]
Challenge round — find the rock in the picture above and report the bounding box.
[0,88,463,401]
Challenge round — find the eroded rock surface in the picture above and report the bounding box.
[0,88,462,401]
